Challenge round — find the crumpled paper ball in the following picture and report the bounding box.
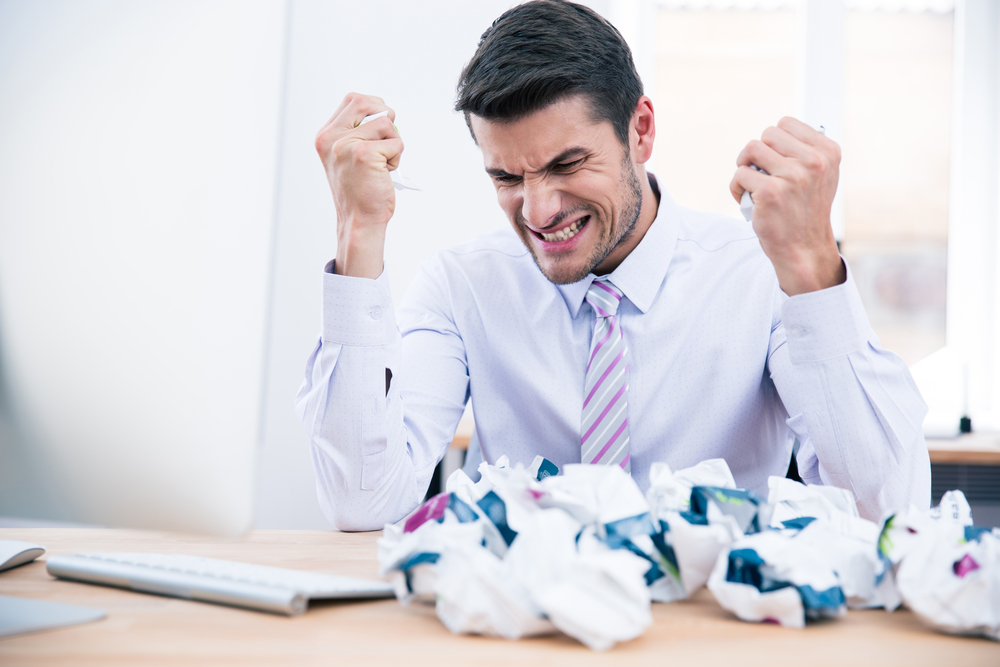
[874,489,974,611]
[878,490,1000,641]
[706,475,886,626]
[707,527,848,628]
[896,523,1000,641]
[767,477,883,609]
[641,459,743,602]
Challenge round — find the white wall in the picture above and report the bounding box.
[0,0,286,533]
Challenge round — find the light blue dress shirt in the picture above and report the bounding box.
[296,186,931,531]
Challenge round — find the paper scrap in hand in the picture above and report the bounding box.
[359,111,420,191]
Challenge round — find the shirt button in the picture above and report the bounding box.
[791,326,803,337]
[370,307,383,320]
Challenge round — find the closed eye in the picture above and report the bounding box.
[486,168,521,185]
[553,158,585,172]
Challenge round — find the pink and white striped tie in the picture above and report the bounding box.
[581,279,630,473]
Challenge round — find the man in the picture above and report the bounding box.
[297,0,930,531]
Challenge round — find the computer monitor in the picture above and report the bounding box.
[0,1,288,535]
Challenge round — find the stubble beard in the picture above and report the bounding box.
[517,157,644,286]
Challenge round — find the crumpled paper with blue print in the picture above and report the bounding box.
[379,453,1000,644]
[707,527,848,628]
[767,477,883,609]
[704,473,894,626]
[643,459,778,602]
[377,456,653,651]
[706,484,1000,633]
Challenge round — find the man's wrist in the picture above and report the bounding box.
[774,248,846,296]
[334,223,387,279]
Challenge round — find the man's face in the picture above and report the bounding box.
[470,95,643,285]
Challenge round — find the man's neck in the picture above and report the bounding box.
[648,171,662,208]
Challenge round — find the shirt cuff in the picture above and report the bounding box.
[780,259,870,363]
[321,260,397,346]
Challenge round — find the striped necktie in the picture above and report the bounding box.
[581,279,631,473]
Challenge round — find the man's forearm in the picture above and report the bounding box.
[772,345,930,520]
[334,222,387,280]
[768,270,931,520]
[294,266,423,530]
[296,334,423,530]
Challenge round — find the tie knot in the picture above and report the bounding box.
[585,279,623,319]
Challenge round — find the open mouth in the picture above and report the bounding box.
[535,215,589,243]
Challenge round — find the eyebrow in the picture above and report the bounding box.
[485,147,589,180]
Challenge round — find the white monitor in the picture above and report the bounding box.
[0,1,287,535]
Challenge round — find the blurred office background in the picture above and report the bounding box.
[0,0,997,531]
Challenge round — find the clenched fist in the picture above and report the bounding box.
[730,117,845,296]
[316,93,404,279]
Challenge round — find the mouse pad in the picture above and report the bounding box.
[0,595,106,638]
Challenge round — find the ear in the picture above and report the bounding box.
[630,96,655,164]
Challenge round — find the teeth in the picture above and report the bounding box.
[540,219,584,243]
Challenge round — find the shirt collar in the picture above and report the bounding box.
[557,174,680,318]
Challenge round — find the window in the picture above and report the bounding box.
[652,6,796,218]
[842,8,952,365]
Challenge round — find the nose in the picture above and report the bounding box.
[521,176,562,229]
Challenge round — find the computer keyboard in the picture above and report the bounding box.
[46,552,395,616]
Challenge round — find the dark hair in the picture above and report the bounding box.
[455,0,643,146]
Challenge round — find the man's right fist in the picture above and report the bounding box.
[315,93,403,278]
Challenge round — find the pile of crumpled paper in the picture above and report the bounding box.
[376,456,999,650]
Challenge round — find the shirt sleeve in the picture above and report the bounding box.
[294,259,468,531]
[766,260,932,521]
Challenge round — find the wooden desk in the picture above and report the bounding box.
[1,529,997,666]
[927,431,1000,466]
